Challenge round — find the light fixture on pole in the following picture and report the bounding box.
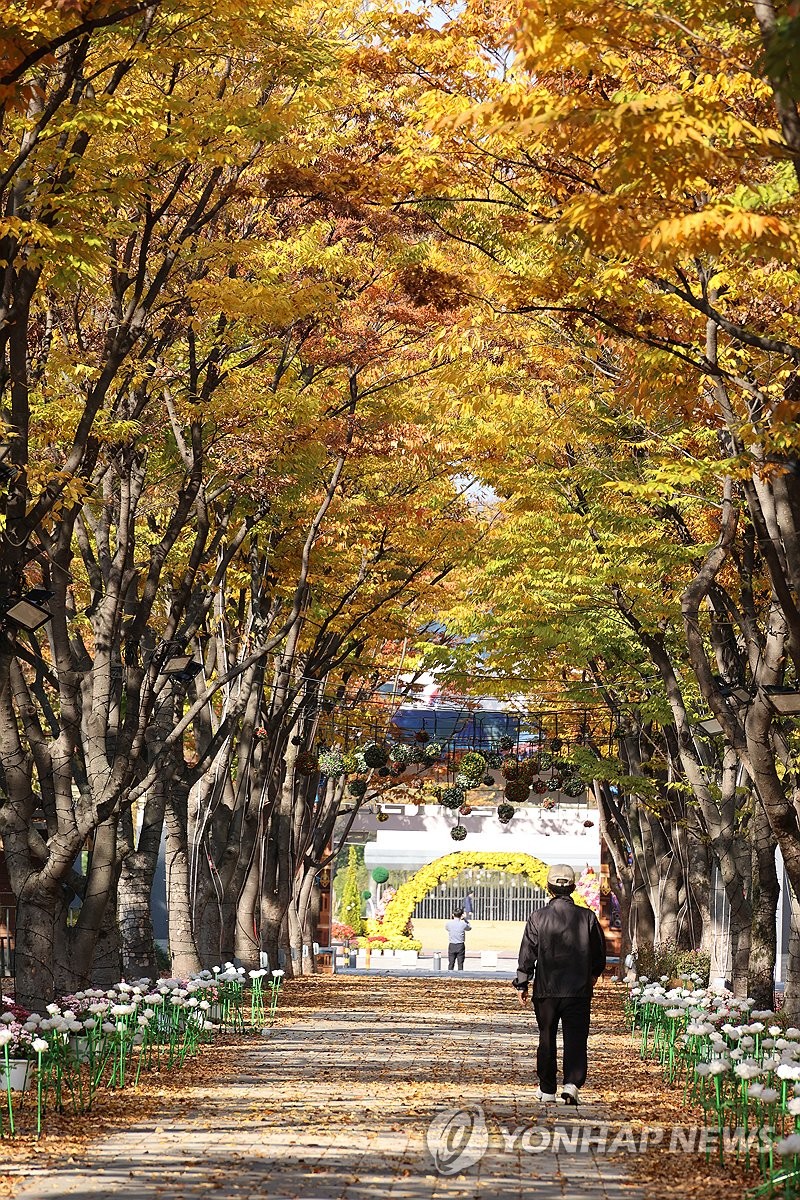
[159,649,202,684]
[763,686,800,716]
[714,677,751,704]
[0,587,54,633]
[695,716,723,736]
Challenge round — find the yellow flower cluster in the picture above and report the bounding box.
[379,850,588,941]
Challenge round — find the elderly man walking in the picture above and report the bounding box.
[513,864,606,1105]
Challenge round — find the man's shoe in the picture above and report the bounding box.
[535,1089,557,1103]
[561,1084,579,1106]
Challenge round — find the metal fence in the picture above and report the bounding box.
[0,906,14,978]
[413,880,548,923]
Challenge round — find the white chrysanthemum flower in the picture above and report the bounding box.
[734,1062,763,1080]
[775,1134,800,1155]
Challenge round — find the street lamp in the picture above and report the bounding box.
[763,686,800,717]
[0,587,54,632]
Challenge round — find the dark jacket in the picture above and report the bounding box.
[514,896,607,998]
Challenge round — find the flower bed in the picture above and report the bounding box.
[627,975,800,1196]
[0,963,284,1139]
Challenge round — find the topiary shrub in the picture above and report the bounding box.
[450,825,468,841]
[497,802,515,824]
[372,866,390,884]
[348,779,368,798]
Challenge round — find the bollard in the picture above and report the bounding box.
[433,951,442,972]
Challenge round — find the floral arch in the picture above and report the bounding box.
[368,850,588,947]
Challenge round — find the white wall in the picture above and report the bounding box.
[354,803,600,872]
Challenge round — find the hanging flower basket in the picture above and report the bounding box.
[450,825,468,842]
[415,730,430,744]
[486,752,503,769]
[500,759,520,781]
[296,751,319,776]
[347,779,368,798]
[482,775,495,787]
[498,735,515,751]
[459,804,473,815]
[547,777,561,792]
[497,803,515,824]
[377,766,391,777]
[542,798,556,810]
[583,819,595,828]
[318,749,346,778]
[390,762,406,777]
[563,778,585,798]
[538,750,553,770]
[423,741,442,762]
[533,780,548,795]
[550,737,563,752]
[441,786,466,810]
[520,759,538,783]
[363,743,389,769]
[455,772,475,791]
[459,751,487,782]
[376,811,390,823]
[505,780,530,803]
[390,743,413,765]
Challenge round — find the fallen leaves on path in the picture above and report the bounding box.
[0,974,761,1200]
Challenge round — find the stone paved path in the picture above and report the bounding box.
[13,979,641,1200]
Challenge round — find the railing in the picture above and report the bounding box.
[414,882,548,922]
[0,906,15,978]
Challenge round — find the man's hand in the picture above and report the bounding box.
[518,988,529,1007]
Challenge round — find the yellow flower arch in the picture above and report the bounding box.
[367,850,588,946]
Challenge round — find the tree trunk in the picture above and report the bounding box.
[118,788,166,979]
[234,851,261,968]
[14,889,59,1011]
[58,816,120,993]
[783,889,800,1023]
[165,790,201,978]
[749,795,779,1009]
